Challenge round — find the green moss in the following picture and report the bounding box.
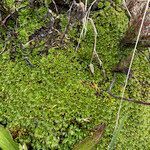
[0,50,113,149]
[0,3,149,150]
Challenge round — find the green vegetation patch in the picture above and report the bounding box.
[0,49,116,149]
[0,3,149,150]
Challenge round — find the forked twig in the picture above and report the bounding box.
[105,74,150,106]
[108,91,150,106]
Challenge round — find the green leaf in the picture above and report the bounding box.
[0,126,19,150]
[73,123,106,150]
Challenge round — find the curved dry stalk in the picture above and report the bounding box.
[75,0,97,51]
[75,0,105,76]
[51,0,58,14]
[89,18,105,77]
[0,42,7,55]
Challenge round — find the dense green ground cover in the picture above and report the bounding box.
[0,1,150,149]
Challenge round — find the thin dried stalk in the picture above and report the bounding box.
[89,18,105,77]
[123,0,132,17]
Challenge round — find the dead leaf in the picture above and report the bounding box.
[89,63,94,75]
[73,123,106,150]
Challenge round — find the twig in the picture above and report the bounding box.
[52,0,58,14]
[107,91,150,106]
[60,2,74,44]
[97,76,150,106]
[106,73,149,106]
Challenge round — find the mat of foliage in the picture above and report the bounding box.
[0,1,150,150]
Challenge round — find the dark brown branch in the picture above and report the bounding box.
[105,73,150,106]
[107,91,150,106]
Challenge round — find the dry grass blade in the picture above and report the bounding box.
[108,0,150,149]
[89,18,105,77]
[73,123,106,150]
[123,0,132,17]
[76,0,97,51]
